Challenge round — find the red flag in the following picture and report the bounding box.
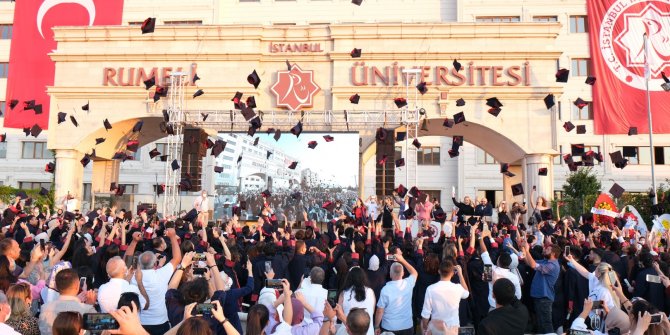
[4,0,124,130]
[588,1,670,134]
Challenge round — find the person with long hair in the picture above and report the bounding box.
[451,191,475,223]
[6,282,39,335]
[337,267,376,335]
[51,312,83,335]
[246,304,270,335]
[352,198,368,227]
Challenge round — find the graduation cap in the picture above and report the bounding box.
[488,107,501,117]
[377,155,388,165]
[103,119,112,131]
[576,125,586,134]
[253,137,259,146]
[412,138,421,149]
[141,17,156,34]
[323,135,334,142]
[290,121,303,137]
[95,138,106,145]
[165,123,175,135]
[214,166,223,173]
[349,94,360,104]
[80,154,91,167]
[628,127,638,136]
[192,73,201,83]
[563,121,575,132]
[247,126,257,137]
[322,201,336,212]
[571,143,585,156]
[82,102,89,111]
[555,68,570,83]
[149,148,161,159]
[594,152,604,163]
[544,94,555,109]
[34,105,43,114]
[308,141,318,149]
[179,179,192,191]
[0,133,5,143]
[63,211,76,222]
[193,89,204,98]
[408,186,420,198]
[22,127,30,136]
[453,112,465,124]
[24,100,35,110]
[69,115,78,127]
[159,155,168,162]
[396,184,408,197]
[153,86,167,102]
[261,190,271,198]
[266,151,272,159]
[453,59,462,72]
[154,184,165,196]
[232,92,244,109]
[246,96,257,109]
[511,183,524,196]
[538,167,548,176]
[609,183,625,198]
[563,154,574,165]
[274,129,282,141]
[395,158,405,168]
[448,149,459,158]
[416,82,428,95]
[375,127,388,142]
[455,98,465,107]
[115,184,126,196]
[443,118,454,128]
[609,151,628,169]
[237,155,242,164]
[144,77,156,90]
[9,100,18,110]
[396,132,406,141]
[39,187,49,197]
[132,120,144,132]
[126,140,139,152]
[352,0,363,5]
[240,107,256,123]
[45,162,55,173]
[394,97,408,108]
[350,48,362,58]
[288,161,298,169]
[585,76,596,85]
[582,154,594,166]
[574,98,588,110]
[112,152,126,160]
[201,113,209,122]
[171,160,180,170]
[247,70,261,89]
[486,97,503,108]
[30,124,42,137]
[204,138,215,149]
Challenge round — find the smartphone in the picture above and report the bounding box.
[592,300,604,309]
[569,330,591,335]
[193,253,206,262]
[195,303,214,316]
[266,278,283,289]
[124,255,133,268]
[646,274,661,283]
[457,327,475,335]
[79,277,87,289]
[83,313,120,331]
[386,254,397,261]
[264,261,273,273]
[327,289,338,308]
[564,246,570,256]
[483,264,493,282]
[193,267,208,275]
[608,271,618,287]
[501,229,507,236]
[650,313,662,325]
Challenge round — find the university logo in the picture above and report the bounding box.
[270,64,321,111]
[600,0,670,91]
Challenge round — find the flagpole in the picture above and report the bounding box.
[644,33,658,207]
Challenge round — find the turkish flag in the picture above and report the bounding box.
[4,0,124,130]
[588,1,670,134]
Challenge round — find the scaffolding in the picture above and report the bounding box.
[162,72,187,217]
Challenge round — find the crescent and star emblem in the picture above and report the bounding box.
[37,0,96,39]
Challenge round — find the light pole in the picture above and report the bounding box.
[643,33,658,207]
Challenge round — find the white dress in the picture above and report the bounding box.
[341,287,376,335]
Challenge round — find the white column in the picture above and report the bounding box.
[524,154,554,202]
[54,149,85,206]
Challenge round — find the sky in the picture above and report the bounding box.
[255,132,359,188]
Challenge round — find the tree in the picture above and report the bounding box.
[559,168,602,218]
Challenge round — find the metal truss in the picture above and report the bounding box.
[162,72,188,217]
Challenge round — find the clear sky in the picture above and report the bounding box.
[254,132,359,188]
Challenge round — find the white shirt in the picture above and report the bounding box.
[130,263,175,325]
[0,323,21,335]
[194,195,209,212]
[587,272,617,310]
[97,277,141,313]
[296,278,328,324]
[366,201,379,220]
[421,280,469,327]
[377,275,417,331]
[481,251,522,308]
[342,287,376,335]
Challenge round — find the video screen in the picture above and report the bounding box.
[213,132,359,223]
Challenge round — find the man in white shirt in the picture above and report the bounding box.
[374,250,418,335]
[193,190,209,224]
[130,228,182,335]
[366,196,379,221]
[97,256,143,312]
[421,259,469,330]
[480,230,522,310]
[296,267,328,324]
[0,292,20,335]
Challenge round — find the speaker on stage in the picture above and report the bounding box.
[182,128,207,191]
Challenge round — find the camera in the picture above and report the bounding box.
[195,303,214,316]
[266,279,283,290]
[83,313,119,331]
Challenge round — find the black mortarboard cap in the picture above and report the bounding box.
[80,154,91,167]
[448,149,459,158]
[486,97,503,108]
[274,129,282,141]
[563,154,574,165]
[585,76,596,85]
[39,187,49,196]
[308,141,318,149]
[396,132,406,141]
[149,148,161,158]
[112,152,125,160]
[165,123,175,135]
[193,89,204,98]
[609,183,625,198]
[500,163,510,174]
[45,162,55,173]
[396,185,407,197]
[394,97,407,108]
[511,183,524,196]
[24,198,33,207]
[95,137,105,145]
[544,94,555,109]
[9,100,18,109]
[395,158,405,168]
[609,151,628,169]
[352,0,363,5]
[628,127,638,136]
[412,138,421,149]
[349,94,360,104]
[556,68,570,83]
[322,201,336,212]
[34,104,43,114]
[261,190,271,198]
[132,120,144,132]
[288,161,298,169]
[63,211,76,221]
[214,166,223,173]
[160,155,168,162]
[622,146,636,157]
[24,100,35,110]
[115,185,126,196]
[246,96,256,109]
[22,127,30,136]
[453,112,465,124]
[0,134,5,143]
[571,143,585,156]
[409,186,421,198]
[456,98,465,107]
[205,138,215,149]
[82,102,89,111]
[453,135,464,146]
[323,135,334,142]
[253,137,259,146]
[375,128,388,142]
[70,115,78,127]
[291,192,301,200]
[563,121,575,132]
[201,113,209,122]
[266,151,272,159]
[171,159,180,170]
[232,92,243,108]
[582,154,594,166]
[453,59,462,72]
[443,118,454,128]
[16,191,27,200]
[237,155,242,164]
[291,121,303,137]
[539,167,548,176]
[57,112,67,124]
[574,98,588,110]
[247,70,261,89]
[141,17,156,34]
[350,48,362,58]
[154,184,165,196]
[488,107,501,117]
[416,82,428,95]
[30,124,42,137]
[104,119,112,130]
[576,125,586,134]
[247,126,257,137]
[241,106,256,121]
[144,77,155,90]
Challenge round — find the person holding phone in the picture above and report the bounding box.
[374,248,418,335]
[97,256,145,313]
[478,230,522,311]
[38,269,97,335]
[564,254,620,313]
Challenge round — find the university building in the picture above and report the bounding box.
[0,0,665,215]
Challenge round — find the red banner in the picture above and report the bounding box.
[588,0,670,134]
[4,0,124,130]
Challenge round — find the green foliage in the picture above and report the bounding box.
[0,185,54,209]
[557,168,602,218]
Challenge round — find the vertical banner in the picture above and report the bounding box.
[588,0,670,134]
[4,0,124,130]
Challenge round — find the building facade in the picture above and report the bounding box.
[0,0,665,215]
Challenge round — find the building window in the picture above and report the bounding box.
[571,58,590,76]
[0,101,5,116]
[476,16,520,23]
[616,146,670,165]
[421,190,442,203]
[128,21,144,26]
[0,63,8,78]
[163,20,203,25]
[417,147,440,165]
[571,101,593,120]
[119,184,138,194]
[554,145,562,165]
[476,148,497,164]
[570,15,588,33]
[0,25,11,39]
[19,182,51,190]
[22,142,53,159]
[533,16,558,22]
[573,145,601,164]
[225,147,234,153]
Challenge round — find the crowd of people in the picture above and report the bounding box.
[0,186,669,335]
